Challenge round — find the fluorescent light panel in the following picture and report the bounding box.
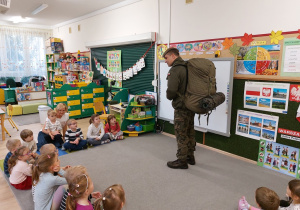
[31,4,48,15]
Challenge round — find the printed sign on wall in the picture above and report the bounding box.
[244,81,290,114]
[257,140,300,178]
[236,110,279,141]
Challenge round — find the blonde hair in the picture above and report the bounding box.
[47,109,57,116]
[255,187,280,210]
[94,184,125,210]
[6,139,21,152]
[39,144,56,155]
[56,103,68,112]
[67,119,77,127]
[20,129,33,141]
[65,166,90,210]
[32,152,57,186]
[8,146,28,174]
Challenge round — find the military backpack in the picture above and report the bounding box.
[183,58,225,124]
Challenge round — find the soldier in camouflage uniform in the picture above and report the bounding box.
[163,47,196,169]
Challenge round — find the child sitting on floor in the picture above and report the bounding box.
[87,114,110,146]
[20,129,37,153]
[94,184,125,210]
[32,152,67,210]
[279,179,300,210]
[8,146,33,190]
[4,139,21,177]
[60,165,101,210]
[63,119,88,152]
[42,109,64,148]
[239,187,280,210]
[20,129,38,163]
[105,115,124,141]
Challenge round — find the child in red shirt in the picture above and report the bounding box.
[105,115,123,141]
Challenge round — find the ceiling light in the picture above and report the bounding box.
[31,4,48,15]
[10,16,29,24]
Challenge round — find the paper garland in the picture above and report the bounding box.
[95,57,145,81]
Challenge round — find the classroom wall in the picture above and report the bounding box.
[159,0,300,43]
[52,0,158,52]
[53,0,300,52]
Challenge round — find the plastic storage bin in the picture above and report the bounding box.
[135,125,143,132]
[141,122,155,132]
[127,124,135,131]
[38,105,52,124]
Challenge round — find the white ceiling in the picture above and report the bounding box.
[0,0,129,28]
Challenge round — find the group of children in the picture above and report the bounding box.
[40,107,123,152]
[239,179,300,210]
[3,103,126,209]
[4,140,125,210]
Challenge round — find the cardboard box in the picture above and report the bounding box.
[51,38,61,42]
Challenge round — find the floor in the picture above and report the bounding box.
[0,104,91,209]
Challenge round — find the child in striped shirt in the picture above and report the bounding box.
[63,119,88,152]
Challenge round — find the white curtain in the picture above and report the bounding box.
[0,25,52,81]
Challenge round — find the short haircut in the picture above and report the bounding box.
[47,109,56,116]
[255,187,280,210]
[163,47,179,58]
[20,129,33,141]
[56,103,68,111]
[288,179,300,198]
[6,139,21,152]
[67,119,77,126]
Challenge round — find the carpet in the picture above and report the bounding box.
[11,113,40,126]
[2,133,292,210]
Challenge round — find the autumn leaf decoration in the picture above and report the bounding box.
[222,38,234,50]
[297,29,300,39]
[269,30,284,44]
[241,33,254,46]
[229,43,240,56]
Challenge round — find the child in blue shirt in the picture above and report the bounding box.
[3,139,21,177]
[63,119,88,152]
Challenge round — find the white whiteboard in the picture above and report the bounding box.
[158,58,234,137]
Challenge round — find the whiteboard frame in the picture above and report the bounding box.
[158,58,234,137]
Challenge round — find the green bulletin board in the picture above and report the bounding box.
[107,50,122,88]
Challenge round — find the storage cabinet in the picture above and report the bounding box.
[47,83,106,119]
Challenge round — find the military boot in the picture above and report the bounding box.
[167,159,188,169]
[187,155,195,165]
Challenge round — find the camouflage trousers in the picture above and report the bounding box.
[174,108,195,161]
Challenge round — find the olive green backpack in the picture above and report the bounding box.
[184,58,225,124]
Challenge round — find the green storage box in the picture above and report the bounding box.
[141,122,155,132]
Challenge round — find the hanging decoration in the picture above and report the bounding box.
[95,56,145,81]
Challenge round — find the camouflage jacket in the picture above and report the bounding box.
[166,57,187,109]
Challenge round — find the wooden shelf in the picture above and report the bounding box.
[126,116,155,120]
[129,104,154,107]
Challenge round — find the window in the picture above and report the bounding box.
[0,26,51,83]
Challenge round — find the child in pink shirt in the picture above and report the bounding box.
[105,115,123,141]
[9,146,33,190]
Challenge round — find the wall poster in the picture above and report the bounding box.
[107,50,122,88]
[236,110,279,141]
[236,45,280,75]
[244,81,290,114]
[257,140,300,178]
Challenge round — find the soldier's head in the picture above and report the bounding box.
[163,47,179,67]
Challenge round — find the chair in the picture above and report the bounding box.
[2,104,19,132]
[93,101,111,123]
